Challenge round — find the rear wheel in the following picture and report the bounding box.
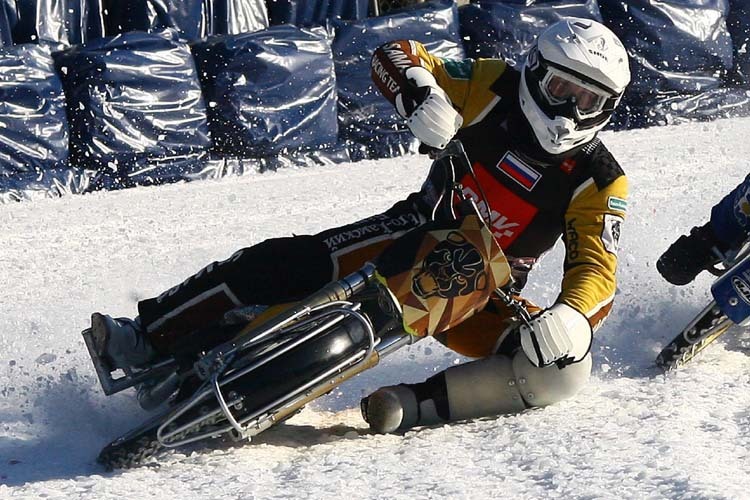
[97,315,371,469]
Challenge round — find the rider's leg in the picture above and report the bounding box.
[363,350,592,433]
[361,298,591,433]
[92,199,425,368]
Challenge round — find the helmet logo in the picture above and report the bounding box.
[587,36,609,62]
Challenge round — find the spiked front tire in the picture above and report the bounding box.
[656,302,734,371]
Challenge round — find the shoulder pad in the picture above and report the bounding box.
[577,140,625,190]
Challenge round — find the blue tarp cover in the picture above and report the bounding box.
[0,44,80,202]
[4,0,750,200]
[0,0,13,46]
[210,0,268,35]
[192,25,338,157]
[600,0,733,95]
[600,0,736,127]
[11,0,105,46]
[332,0,465,160]
[0,44,69,191]
[459,0,602,67]
[728,0,750,84]
[266,0,369,26]
[53,30,211,187]
[102,0,268,42]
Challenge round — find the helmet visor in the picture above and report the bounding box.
[540,68,611,119]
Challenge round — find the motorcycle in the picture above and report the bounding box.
[82,141,527,469]
[656,242,750,371]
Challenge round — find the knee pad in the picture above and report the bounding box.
[444,355,527,420]
[443,352,592,421]
[511,351,592,408]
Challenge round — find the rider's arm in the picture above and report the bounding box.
[558,153,628,332]
[370,40,509,127]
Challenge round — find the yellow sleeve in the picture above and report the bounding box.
[371,40,508,127]
[559,175,628,331]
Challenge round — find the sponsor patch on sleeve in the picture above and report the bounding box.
[602,214,624,255]
[607,196,627,213]
[442,59,472,80]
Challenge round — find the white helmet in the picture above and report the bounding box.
[519,18,630,155]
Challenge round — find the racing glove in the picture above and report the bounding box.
[394,66,463,150]
[519,303,593,367]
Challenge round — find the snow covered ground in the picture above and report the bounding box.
[1,117,750,499]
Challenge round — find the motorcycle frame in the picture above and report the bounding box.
[152,264,412,447]
[82,261,388,397]
[89,139,537,461]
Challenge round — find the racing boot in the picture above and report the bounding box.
[89,313,158,372]
[657,222,730,286]
[360,378,448,434]
[362,355,537,433]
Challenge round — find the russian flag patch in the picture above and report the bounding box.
[496,151,541,191]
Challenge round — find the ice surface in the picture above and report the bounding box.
[1,118,749,498]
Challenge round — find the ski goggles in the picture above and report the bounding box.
[539,67,615,120]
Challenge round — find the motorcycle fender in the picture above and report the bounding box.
[711,251,750,326]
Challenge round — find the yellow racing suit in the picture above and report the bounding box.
[138,40,627,362]
[370,40,628,357]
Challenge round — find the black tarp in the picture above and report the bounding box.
[53,30,211,188]
[11,0,105,46]
[600,0,733,95]
[332,0,465,160]
[0,43,73,198]
[460,0,602,67]
[266,0,369,26]
[728,0,750,85]
[0,0,13,46]
[192,25,339,157]
[102,0,268,42]
[599,0,740,127]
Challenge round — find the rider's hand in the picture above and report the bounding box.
[519,303,592,367]
[395,66,463,150]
